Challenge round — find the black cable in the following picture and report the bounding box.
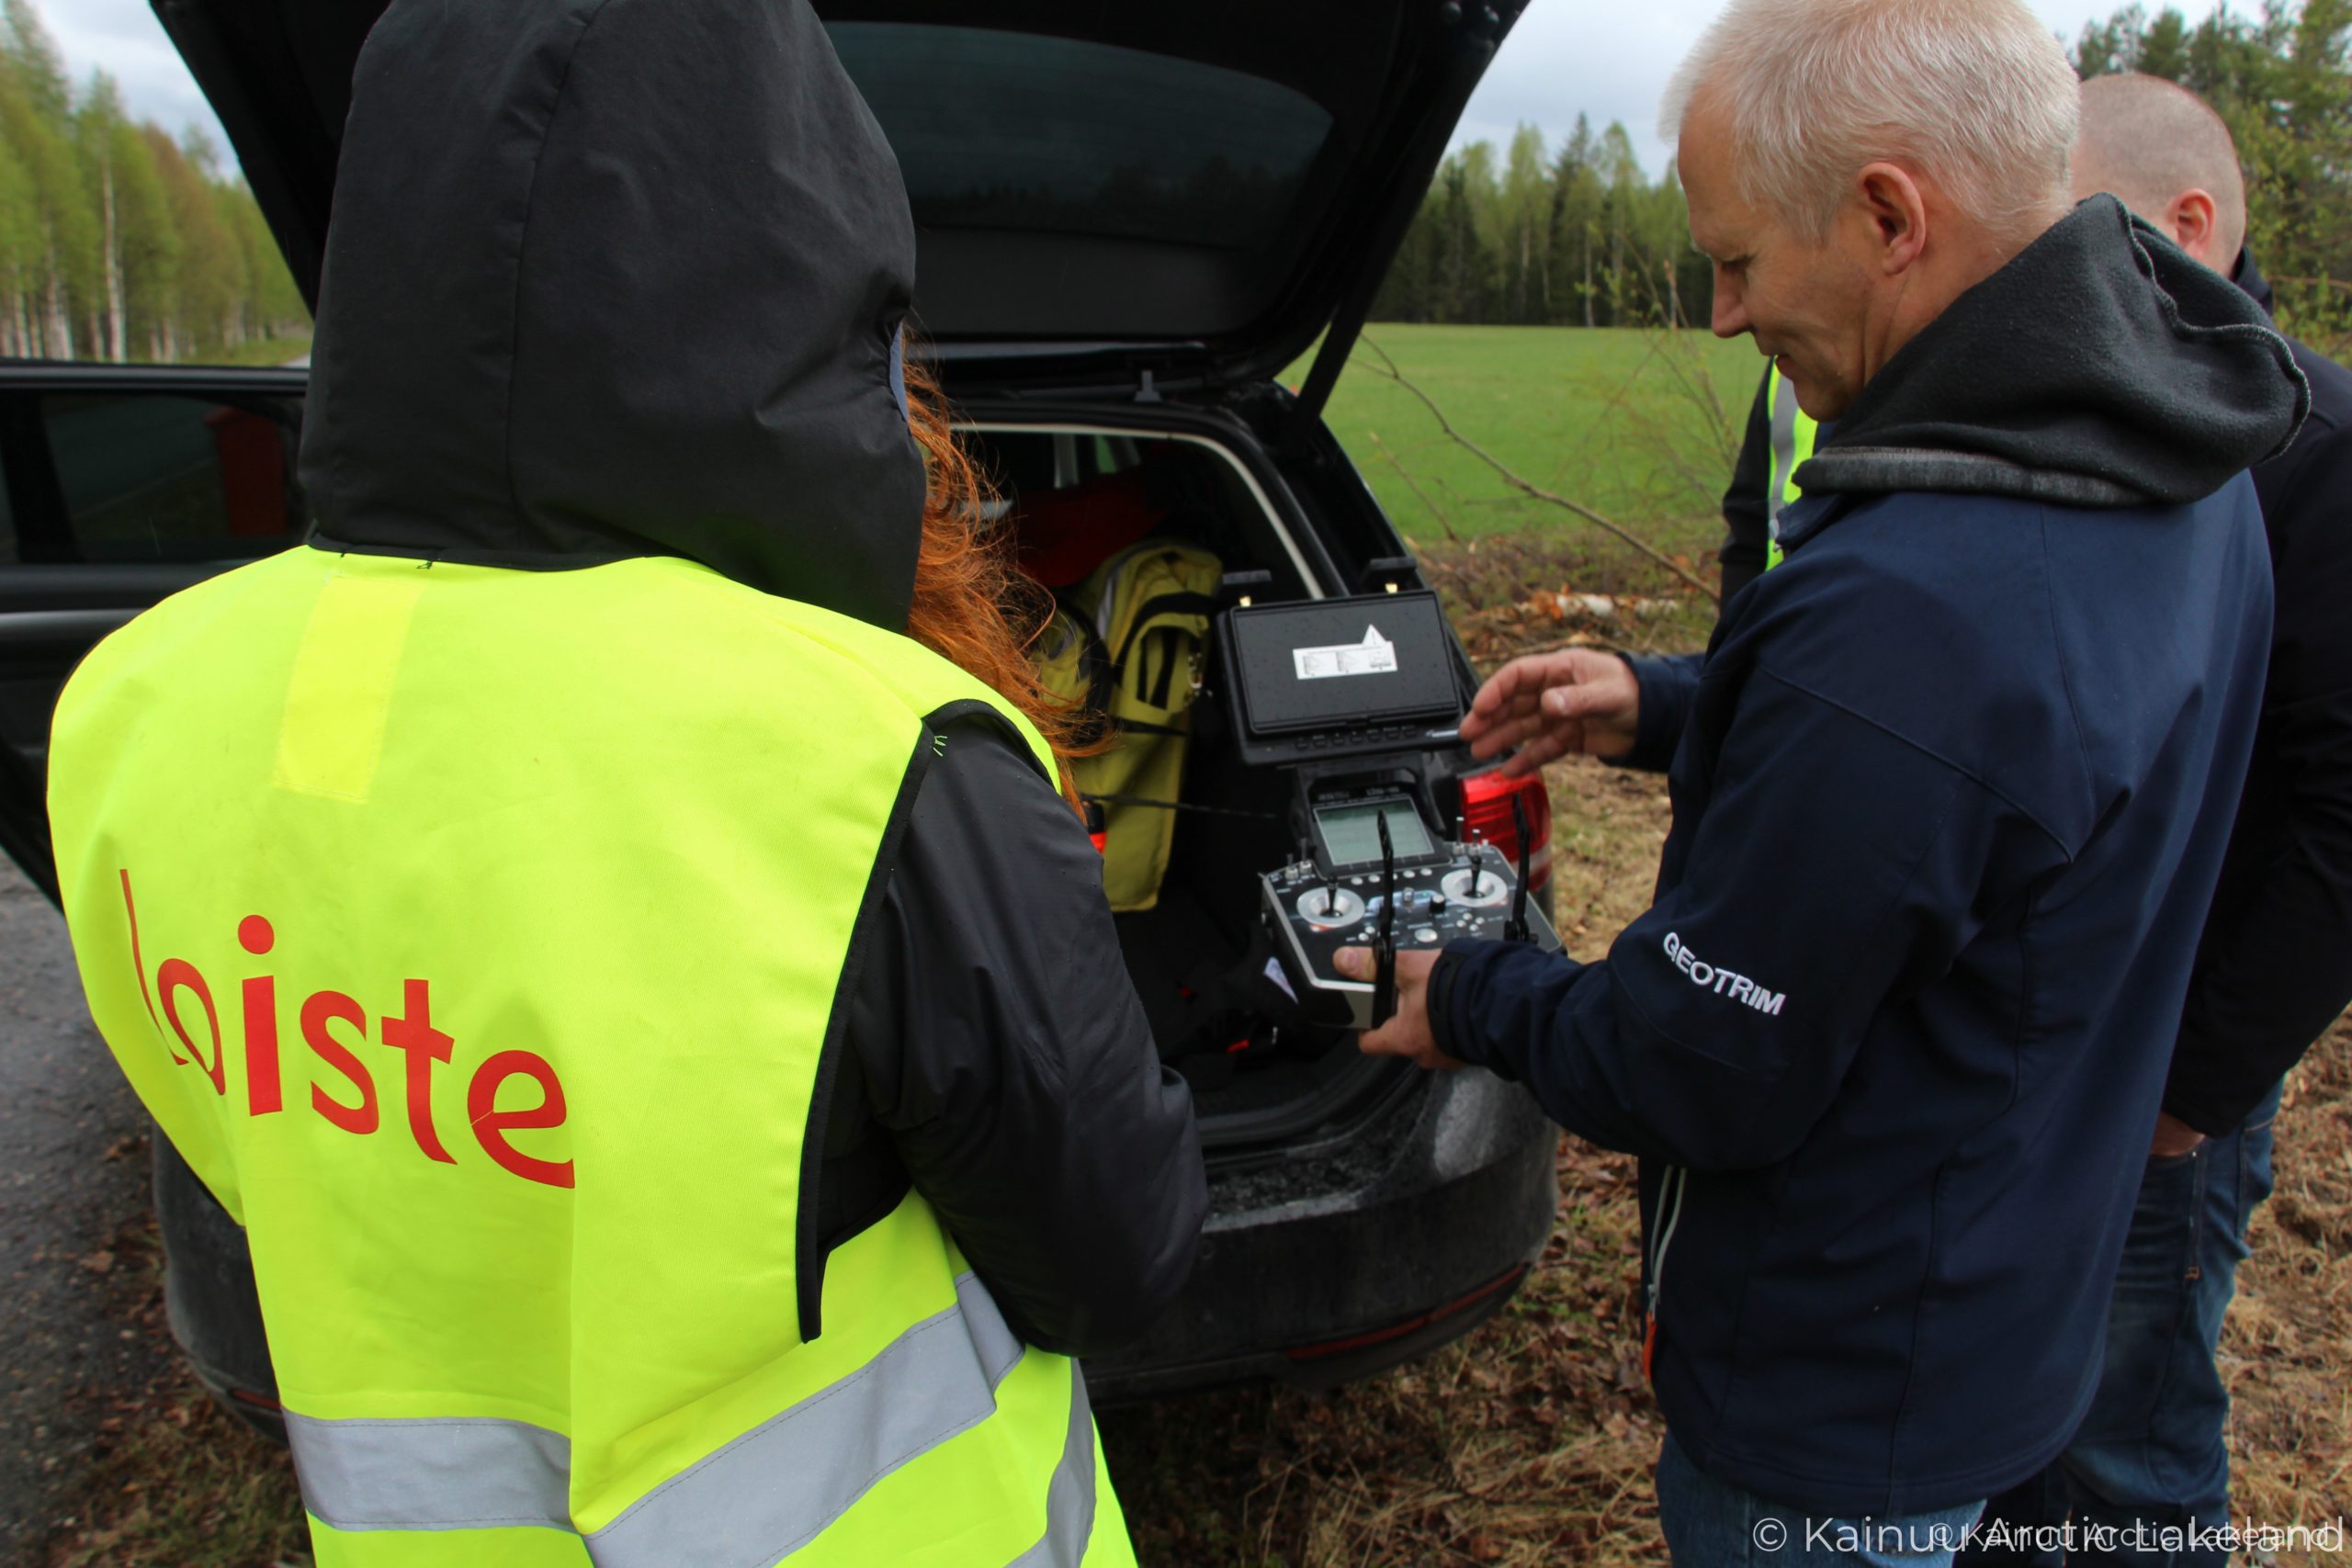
[1506,795,1532,943]
[1080,793,1279,821]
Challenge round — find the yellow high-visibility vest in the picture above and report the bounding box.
[49,545,1136,1568]
[1763,364,1816,571]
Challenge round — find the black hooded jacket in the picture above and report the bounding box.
[300,0,1203,1357]
[1716,232,2352,1138]
[2165,254,2352,1134]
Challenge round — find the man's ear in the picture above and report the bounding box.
[1856,163,1929,275]
[2164,188,2221,265]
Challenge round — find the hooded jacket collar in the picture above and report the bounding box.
[299,0,924,631]
[1791,194,2308,516]
[2233,247,2278,317]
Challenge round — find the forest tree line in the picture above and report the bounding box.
[1372,116,1710,330]
[1375,0,2352,350]
[2077,1,2352,346]
[1,0,306,363]
[1,0,2342,360]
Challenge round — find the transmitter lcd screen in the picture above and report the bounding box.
[1227,592,1459,736]
[1316,800,1434,867]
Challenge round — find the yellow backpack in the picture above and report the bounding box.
[1036,540,1222,911]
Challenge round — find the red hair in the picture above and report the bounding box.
[899,353,1104,805]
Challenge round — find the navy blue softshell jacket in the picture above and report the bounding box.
[1427,199,2299,1516]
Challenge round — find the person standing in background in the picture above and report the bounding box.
[1958,73,2352,1568]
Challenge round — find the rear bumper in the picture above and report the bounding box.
[153,1066,1558,1432]
[1086,1066,1557,1404]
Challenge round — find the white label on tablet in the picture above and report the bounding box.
[1292,626,1397,681]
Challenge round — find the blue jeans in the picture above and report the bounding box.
[1959,1086,2281,1568]
[1658,1433,1987,1566]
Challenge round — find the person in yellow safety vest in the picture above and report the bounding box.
[44,1,1206,1564]
[1724,364,1817,589]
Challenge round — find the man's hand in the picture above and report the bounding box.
[1333,948,1461,1069]
[2150,1111,2208,1159]
[1459,648,1641,773]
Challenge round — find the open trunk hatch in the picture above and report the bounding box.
[153,0,1525,397]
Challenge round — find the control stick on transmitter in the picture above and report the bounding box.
[1372,811,1398,1028]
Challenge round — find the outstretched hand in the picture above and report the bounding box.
[1458,648,1642,773]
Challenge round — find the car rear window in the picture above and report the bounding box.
[0,391,304,566]
[828,23,1334,253]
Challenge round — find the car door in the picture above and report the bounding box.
[0,366,309,898]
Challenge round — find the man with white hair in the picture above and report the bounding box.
[1958,73,2352,1568]
[1340,0,2308,1559]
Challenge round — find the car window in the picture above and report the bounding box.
[827,23,1334,253]
[985,431,1149,493]
[0,392,306,566]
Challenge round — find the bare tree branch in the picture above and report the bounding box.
[1367,428,1459,542]
[1355,332,1716,597]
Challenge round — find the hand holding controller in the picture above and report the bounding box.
[1261,809,1558,1034]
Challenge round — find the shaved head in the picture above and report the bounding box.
[2075,73,2246,261]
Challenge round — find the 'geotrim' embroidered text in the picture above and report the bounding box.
[1662,931,1785,1016]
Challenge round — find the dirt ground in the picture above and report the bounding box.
[34,548,2352,1566]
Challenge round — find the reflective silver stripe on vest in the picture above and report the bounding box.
[285,1269,1086,1563]
[1005,1360,1098,1568]
[1766,370,1803,531]
[586,1269,1041,1567]
[288,1409,571,1532]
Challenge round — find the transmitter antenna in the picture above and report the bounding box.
[1505,795,1532,943]
[1372,811,1398,1027]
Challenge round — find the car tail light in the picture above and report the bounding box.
[1459,771,1552,894]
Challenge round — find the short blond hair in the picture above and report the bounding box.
[1662,0,2080,242]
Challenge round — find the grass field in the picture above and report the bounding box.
[1287,324,1769,556]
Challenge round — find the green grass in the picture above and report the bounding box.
[1284,325,1767,546]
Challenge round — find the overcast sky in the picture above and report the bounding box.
[1450,0,2235,172]
[57,0,2235,186]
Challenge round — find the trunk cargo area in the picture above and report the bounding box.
[967,423,1415,1154]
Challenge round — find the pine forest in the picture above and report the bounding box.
[1375,1,2351,353]
[0,0,307,366]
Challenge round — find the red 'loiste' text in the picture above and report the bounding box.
[117,870,573,1190]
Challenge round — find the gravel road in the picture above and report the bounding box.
[0,860,166,1562]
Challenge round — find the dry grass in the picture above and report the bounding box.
[33,1219,307,1568]
[2226,1028,2352,1553]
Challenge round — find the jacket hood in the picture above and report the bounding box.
[1795,194,2308,510]
[2233,246,2278,317]
[299,0,924,631]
